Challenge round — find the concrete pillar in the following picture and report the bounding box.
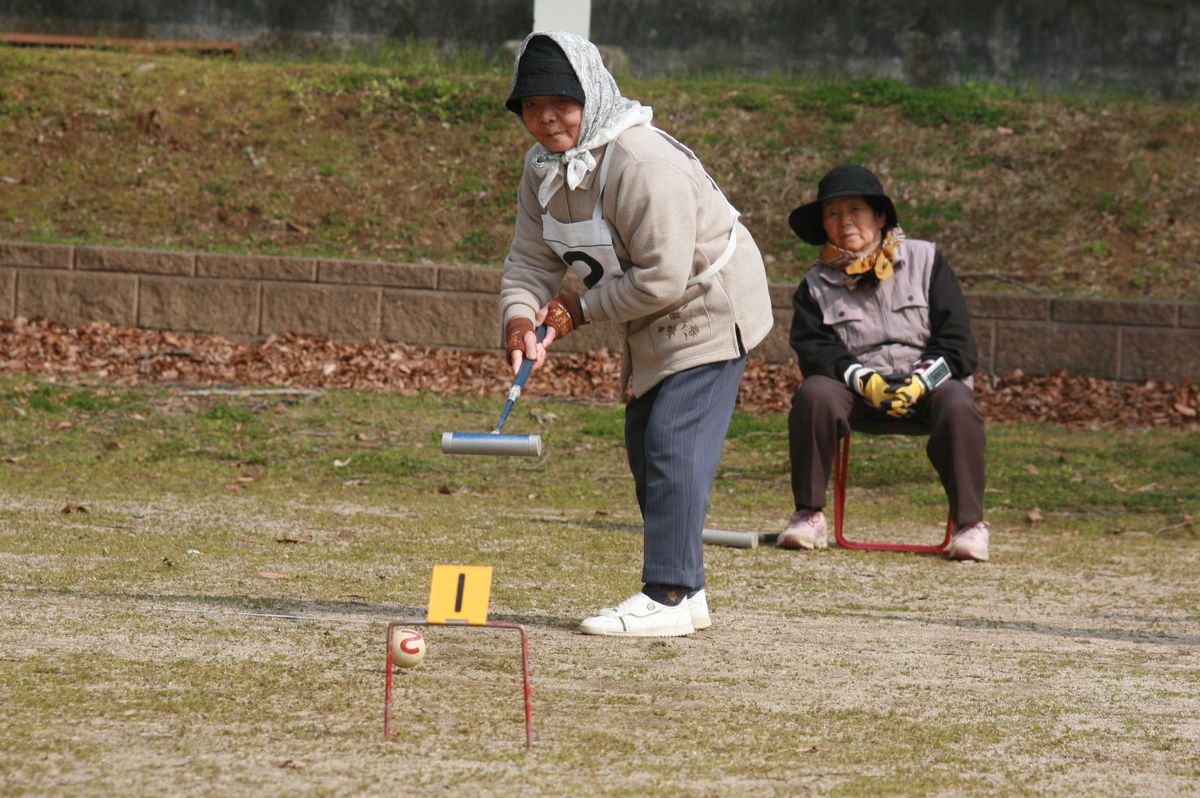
[533,0,590,38]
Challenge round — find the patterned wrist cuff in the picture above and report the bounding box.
[545,303,573,337]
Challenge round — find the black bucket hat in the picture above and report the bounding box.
[787,164,899,245]
[505,35,586,115]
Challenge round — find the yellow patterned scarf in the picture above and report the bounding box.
[818,227,906,286]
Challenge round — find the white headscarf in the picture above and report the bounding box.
[510,31,654,208]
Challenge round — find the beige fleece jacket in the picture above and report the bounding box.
[501,125,773,397]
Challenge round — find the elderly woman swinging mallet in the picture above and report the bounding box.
[499,31,774,636]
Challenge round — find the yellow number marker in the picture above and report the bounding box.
[427,565,493,625]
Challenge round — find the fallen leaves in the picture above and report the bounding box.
[0,317,1196,430]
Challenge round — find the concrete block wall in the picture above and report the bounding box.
[965,295,1198,382]
[1,241,1197,383]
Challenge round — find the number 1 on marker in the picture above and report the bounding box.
[427,565,493,625]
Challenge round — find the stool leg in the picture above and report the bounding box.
[833,432,850,548]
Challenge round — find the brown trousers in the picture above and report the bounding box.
[788,375,986,528]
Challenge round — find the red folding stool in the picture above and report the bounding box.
[832,417,953,554]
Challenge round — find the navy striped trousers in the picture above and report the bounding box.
[625,353,746,590]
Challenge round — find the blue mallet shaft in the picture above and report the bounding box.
[493,325,546,434]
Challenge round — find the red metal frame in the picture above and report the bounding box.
[832,430,953,554]
[384,619,532,748]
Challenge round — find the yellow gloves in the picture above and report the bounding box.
[859,371,893,409]
[848,356,952,417]
[847,366,893,410]
[882,376,926,418]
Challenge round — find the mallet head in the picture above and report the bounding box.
[441,432,543,457]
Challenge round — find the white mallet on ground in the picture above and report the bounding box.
[701,528,778,548]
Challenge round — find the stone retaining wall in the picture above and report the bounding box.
[2,241,1197,383]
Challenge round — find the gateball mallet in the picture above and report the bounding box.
[441,325,546,457]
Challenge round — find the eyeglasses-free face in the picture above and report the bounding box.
[520,95,584,153]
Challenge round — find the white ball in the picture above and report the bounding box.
[391,628,427,668]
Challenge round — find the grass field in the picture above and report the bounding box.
[1,377,1197,796]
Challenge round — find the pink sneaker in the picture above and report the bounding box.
[947,522,990,562]
[778,509,828,550]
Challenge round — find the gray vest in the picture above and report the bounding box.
[804,239,936,379]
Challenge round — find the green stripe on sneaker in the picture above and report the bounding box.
[619,616,627,632]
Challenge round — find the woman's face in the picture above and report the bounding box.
[520,95,584,153]
[822,196,887,254]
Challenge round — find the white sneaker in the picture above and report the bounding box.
[581,592,696,637]
[778,509,828,550]
[947,521,990,562]
[688,588,711,631]
[596,588,711,631]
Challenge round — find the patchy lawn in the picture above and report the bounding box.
[0,378,1197,796]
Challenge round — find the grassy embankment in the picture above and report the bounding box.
[1,43,1198,300]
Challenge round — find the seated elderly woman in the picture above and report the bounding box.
[782,164,989,561]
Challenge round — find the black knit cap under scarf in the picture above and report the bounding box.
[505,36,586,114]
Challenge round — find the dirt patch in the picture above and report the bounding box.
[1,493,1197,797]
